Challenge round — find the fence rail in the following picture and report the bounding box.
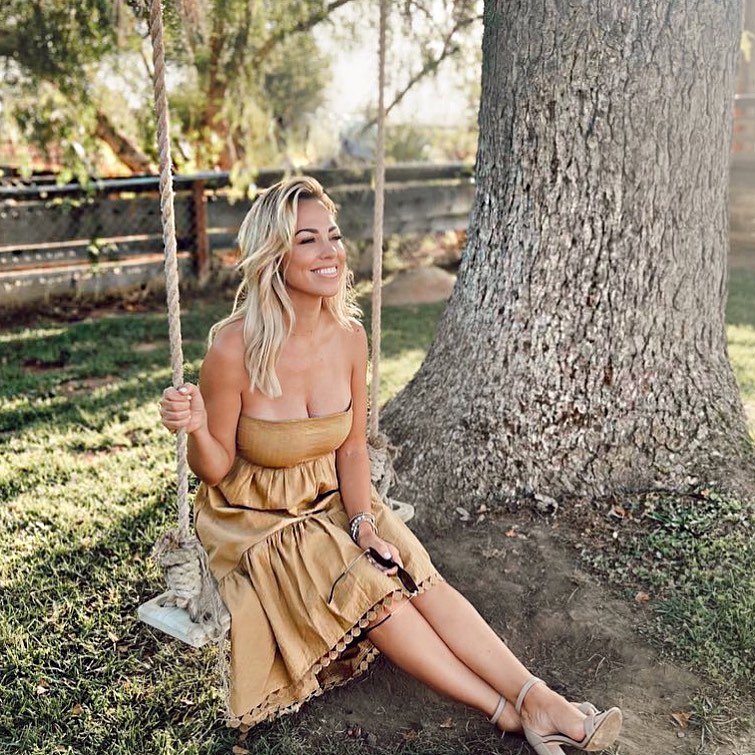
[0,164,475,309]
[1,158,754,311]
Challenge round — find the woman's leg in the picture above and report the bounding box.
[410,581,590,743]
[365,598,522,734]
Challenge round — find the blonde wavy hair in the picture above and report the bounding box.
[209,176,361,397]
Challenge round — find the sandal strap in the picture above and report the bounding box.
[515,676,544,715]
[488,695,507,725]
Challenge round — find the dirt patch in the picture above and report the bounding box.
[382,266,456,307]
[132,342,163,353]
[730,246,755,272]
[277,513,754,755]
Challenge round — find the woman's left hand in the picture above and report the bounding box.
[356,527,403,576]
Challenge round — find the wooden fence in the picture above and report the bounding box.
[0,164,474,309]
[1,157,754,311]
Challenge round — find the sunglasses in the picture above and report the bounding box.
[327,547,419,604]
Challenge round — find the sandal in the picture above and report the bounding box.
[489,695,510,740]
[488,697,599,742]
[515,677,623,753]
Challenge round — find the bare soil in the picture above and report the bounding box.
[272,512,754,755]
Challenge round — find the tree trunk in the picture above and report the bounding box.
[383,0,753,525]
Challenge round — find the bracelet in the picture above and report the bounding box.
[349,512,377,544]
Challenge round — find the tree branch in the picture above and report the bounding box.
[360,13,480,135]
[94,110,154,173]
[253,0,357,65]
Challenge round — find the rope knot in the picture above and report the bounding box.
[152,529,229,637]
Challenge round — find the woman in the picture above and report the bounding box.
[159,176,622,754]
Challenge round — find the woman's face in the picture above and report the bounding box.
[283,198,346,299]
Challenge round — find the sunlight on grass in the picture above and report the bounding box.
[379,348,430,404]
[0,298,446,755]
[726,268,755,436]
[728,323,755,436]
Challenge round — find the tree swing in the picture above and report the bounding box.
[137,0,413,649]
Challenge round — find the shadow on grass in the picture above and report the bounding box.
[1,300,448,438]
[1,485,238,755]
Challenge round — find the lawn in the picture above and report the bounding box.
[1,270,753,754]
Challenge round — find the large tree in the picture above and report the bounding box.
[384,0,754,524]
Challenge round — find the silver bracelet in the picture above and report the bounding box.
[349,512,377,544]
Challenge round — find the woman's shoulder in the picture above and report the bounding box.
[330,316,367,360]
[203,320,246,375]
[211,318,245,351]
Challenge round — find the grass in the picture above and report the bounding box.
[1,268,754,754]
[579,489,755,687]
[0,295,445,755]
[727,268,755,432]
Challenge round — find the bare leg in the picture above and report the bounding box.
[411,582,589,743]
[365,598,522,734]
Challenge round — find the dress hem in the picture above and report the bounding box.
[226,570,445,732]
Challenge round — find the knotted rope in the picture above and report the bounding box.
[148,0,228,640]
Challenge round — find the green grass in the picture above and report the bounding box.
[0,296,445,755]
[1,269,754,754]
[727,268,755,432]
[580,489,755,688]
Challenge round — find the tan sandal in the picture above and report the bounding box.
[515,677,623,753]
[489,695,509,740]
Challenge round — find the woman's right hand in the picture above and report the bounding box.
[159,383,206,434]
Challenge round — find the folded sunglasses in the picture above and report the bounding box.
[327,547,419,604]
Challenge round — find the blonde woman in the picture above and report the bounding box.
[158,177,622,753]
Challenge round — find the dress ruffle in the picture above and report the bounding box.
[194,409,442,730]
[228,572,445,731]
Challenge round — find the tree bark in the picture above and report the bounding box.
[384,0,754,525]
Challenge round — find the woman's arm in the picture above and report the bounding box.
[335,323,402,571]
[335,323,372,520]
[160,325,245,486]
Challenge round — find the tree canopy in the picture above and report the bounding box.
[0,0,481,181]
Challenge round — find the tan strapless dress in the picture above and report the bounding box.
[194,406,443,731]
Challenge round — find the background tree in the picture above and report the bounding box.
[0,0,336,177]
[384,0,754,524]
[0,0,481,179]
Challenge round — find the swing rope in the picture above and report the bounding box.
[147,0,227,640]
[142,0,407,647]
[368,0,387,444]
[366,0,410,513]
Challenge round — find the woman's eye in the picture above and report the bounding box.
[330,235,343,242]
[299,237,316,244]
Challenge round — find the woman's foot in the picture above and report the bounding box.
[490,694,524,735]
[519,682,588,743]
[515,677,622,752]
[489,695,598,738]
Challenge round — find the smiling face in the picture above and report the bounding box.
[283,198,346,300]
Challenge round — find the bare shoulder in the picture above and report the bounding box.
[338,319,368,361]
[202,320,246,384]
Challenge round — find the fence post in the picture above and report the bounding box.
[192,178,209,282]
